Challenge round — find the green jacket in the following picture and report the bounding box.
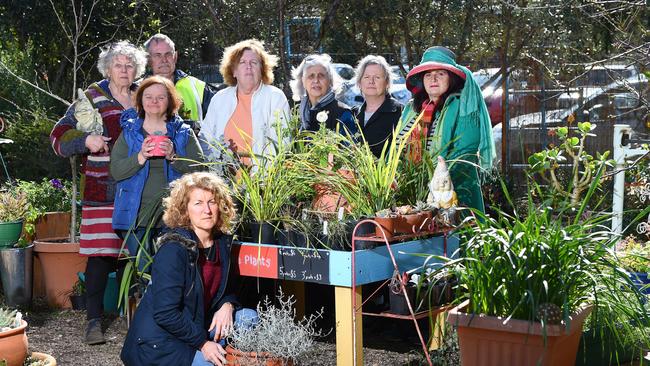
[397,96,485,212]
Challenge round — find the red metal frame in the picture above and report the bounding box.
[350,217,453,366]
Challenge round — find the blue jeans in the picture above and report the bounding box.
[192,307,258,366]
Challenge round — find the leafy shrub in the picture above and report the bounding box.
[2,109,69,181]
[0,190,29,222]
[13,178,72,214]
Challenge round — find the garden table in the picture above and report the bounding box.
[232,228,458,366]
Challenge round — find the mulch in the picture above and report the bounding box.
[22,298,440,366]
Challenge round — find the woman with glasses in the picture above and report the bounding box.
[50,40,147,345]
[291,54,356,136]
[199,39,289,166]
[396,46,495,212]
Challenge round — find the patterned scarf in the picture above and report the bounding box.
[299,90,336,129]
[409,99,436,163]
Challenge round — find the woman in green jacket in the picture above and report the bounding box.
[397,46,495,212]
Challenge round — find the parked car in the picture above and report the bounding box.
[333,63,355,81]
[478,63,648,128]
[336,65,412,107]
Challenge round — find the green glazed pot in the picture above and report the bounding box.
[0,220,23,247]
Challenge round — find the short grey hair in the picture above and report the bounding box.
[354,55,393,95]
[96,41,147,79]
[143,33,176,53]
[290,53,342,101]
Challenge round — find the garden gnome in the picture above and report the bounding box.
[73,88,103,135]
[427,156,459,226]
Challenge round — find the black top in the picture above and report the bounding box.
[353,96,403,158]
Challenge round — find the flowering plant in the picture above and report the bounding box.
[14,178,73,215]
[316,110,329,123]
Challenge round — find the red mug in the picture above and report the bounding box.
[149,135,169,157]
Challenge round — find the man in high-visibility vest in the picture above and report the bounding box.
[144,33,217,125]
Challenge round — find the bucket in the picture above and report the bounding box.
[0,244,33,308]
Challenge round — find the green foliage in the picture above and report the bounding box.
[71,278,86,296]
[0,307,18,330]
[527,122,614,208]
[13,178,72,215]
[616,236,650,274]
[426,169,650,352]
[0,189,29,222]
[2,109,69,181]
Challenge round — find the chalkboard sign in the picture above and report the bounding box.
[277,247,330,284]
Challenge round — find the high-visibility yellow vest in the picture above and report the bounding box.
[175,76,205,121]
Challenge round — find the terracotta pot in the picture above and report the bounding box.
[32,212,72,298]
[33,238,87,309]
[225,345,292,366]
[447,300,592,366]
[34,212,71,240]
[0,319,28,366]
[373,217,396,241]
[312,183,345,213]
[29,352,56,366]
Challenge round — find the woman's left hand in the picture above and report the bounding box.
[209,302,234,341]
[159,138,175,160]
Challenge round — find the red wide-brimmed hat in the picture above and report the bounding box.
[406,46,466,94]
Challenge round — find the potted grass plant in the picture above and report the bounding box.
[435,125,650,366]
[202,114,310,245]
[0,190,30,248]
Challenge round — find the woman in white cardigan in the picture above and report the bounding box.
[200,39,290,167]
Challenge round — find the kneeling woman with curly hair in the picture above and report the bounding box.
[121,172,257,366]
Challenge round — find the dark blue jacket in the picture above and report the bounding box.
[112,108,190,230]
[120,228,238,366]
[303,98,357,137]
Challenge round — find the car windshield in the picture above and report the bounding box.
[335,65,355,80]
[391,66,408,84]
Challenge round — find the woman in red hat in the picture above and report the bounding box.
[396,46,495,212]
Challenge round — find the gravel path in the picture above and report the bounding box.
[23,299,450,365]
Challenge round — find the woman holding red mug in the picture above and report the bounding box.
[110,75,203,270]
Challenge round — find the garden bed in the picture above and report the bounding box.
[21,297,436,365]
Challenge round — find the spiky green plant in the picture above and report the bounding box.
[0,308,19,330]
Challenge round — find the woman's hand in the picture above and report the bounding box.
[137,136,155,164]
[85,135,111,153]
[209,302,234,341]
[159,138,175,161]
[200,340,226,366]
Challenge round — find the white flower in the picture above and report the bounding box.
[316,110,329,123]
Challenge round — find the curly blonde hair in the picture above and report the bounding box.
[219,39,278,86]
[162,172,236,234]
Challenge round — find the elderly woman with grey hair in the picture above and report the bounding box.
[291,54,356,136]
[352,55,403,157]
[50,40,147,346]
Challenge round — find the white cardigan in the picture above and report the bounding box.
[199,83,290,160]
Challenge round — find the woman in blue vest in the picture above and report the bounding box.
[110,75,203,270]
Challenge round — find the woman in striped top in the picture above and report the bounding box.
[49,40,147,345]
